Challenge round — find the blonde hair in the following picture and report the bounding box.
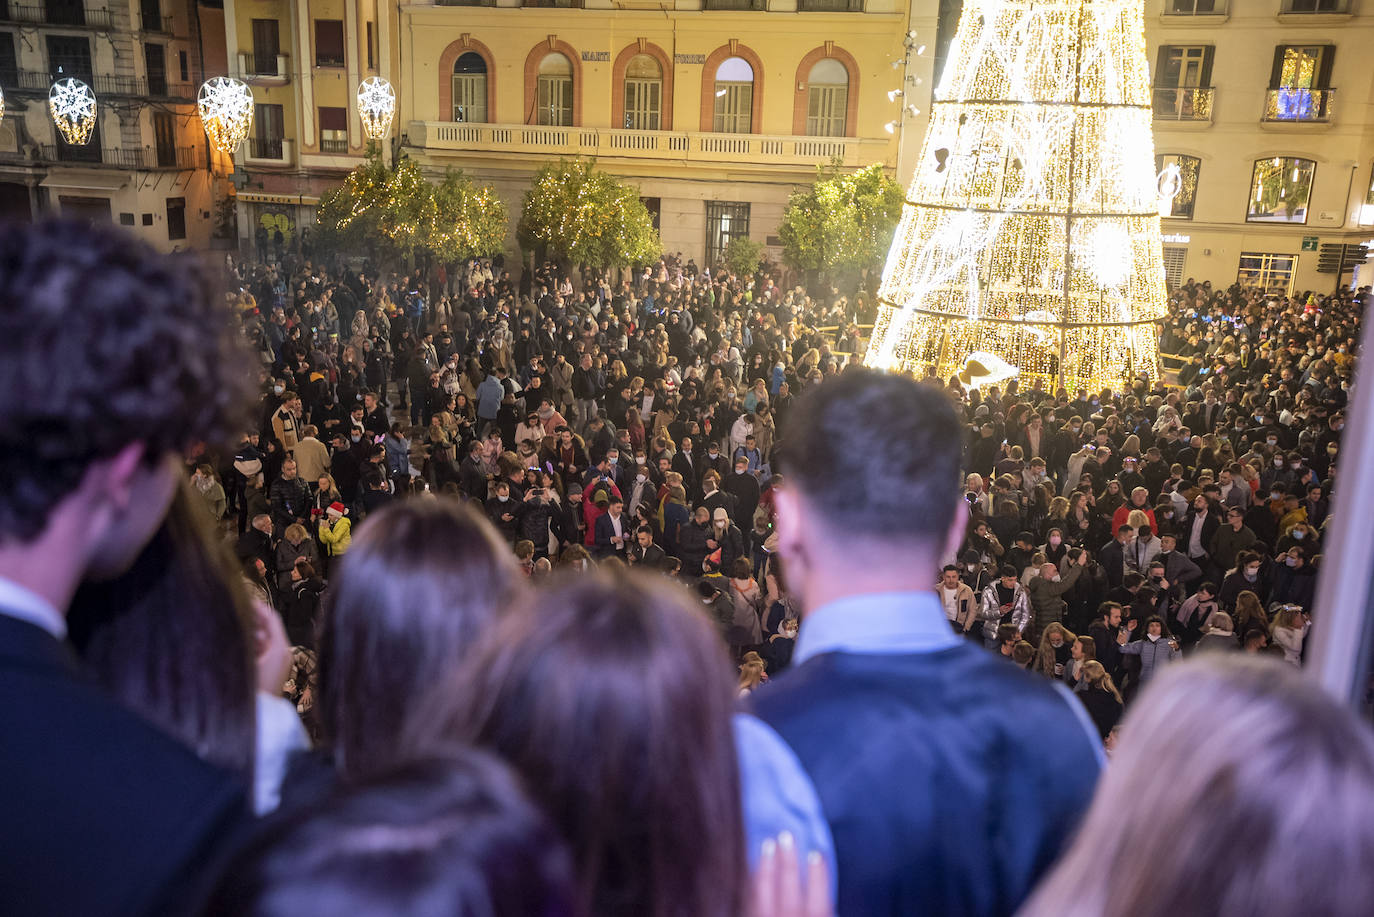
[737,652,766,691]
[1126,509,1150,531]
[1020,657,1374,917]
[1034,623,1076,675]
[1080,660,1121,704]
[284,523,308,544]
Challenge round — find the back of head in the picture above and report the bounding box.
[204,753,574,917]
[319,499,521,779]
[406,569,745,917]
[1021,656,1374,917]
[780,368,960,544]
[0,220,250,545]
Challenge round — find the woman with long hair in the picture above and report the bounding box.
[1064,635,1096,690]
[404,571,749,917]
[1033,623,1076,679]
[625,405,646,452]
[68,487,259,783]
[1270,604,1311,667]
[1232,589,1268,638]
[1021,658,1374,917]
[316,499,521,782]
[1074,660,1122,740]
[738,651,768,697]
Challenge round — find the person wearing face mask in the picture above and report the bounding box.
[1115,616,1180,695]
[1218,551,1269,612]
[1026,553,1087,644]
[485,480,521,545]
[1270,549,1317,612]
[707,507,746,573]
[723,454,761,529]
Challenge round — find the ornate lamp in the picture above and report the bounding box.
[50,78,97,146]
[356,77,396,142]
[197,77,255,155]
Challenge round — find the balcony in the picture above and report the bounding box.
[797,0,863,9]
[407,121,890,173]
[141,13,174,33]
[6,69,193,99]
[245,137,294,165]
[0,2,112,28]
[435,0,495,5]
[237,51,290,85]
[319,138,348,154]
[39,144,197,170]
[703,0,765,9]
[523,0,583,6]
[1263,88,1334,123]
[1152,87,1214,122]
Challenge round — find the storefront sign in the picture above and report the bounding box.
[1161,233,1191,244]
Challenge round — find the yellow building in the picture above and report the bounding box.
[223,0,382,248]
[221,0,938,264]
[1146,0,1374,294]
[0,0,227,249]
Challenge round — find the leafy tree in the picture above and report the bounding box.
[518,159,660,270]
[427,170,509,264]
[778,162,904,280]
[722,236,764,279]
[314,151,507,266]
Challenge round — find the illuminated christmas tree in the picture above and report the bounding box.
[865,0,1170,393]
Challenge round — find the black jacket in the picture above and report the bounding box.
[0,615,248,915]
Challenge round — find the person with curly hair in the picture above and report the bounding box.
[0,220,255,916]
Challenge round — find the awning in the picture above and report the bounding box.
[236,191,320,206]
[39,169,130,192]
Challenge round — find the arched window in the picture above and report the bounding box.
[1247,156,1315,224]
[623,53,662,130]
[537,52,574,126]
[452,52,488,123]
[1155,153,1201,219]
[713,56,753,133]
[805,58,849,137]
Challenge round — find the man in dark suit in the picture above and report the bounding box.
[673,435,701,497]
[700,470,738,522]
[0,221,248,916]
[593,496,629,559]
[748,369,1101,916]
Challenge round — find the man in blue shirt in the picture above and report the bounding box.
[746,368,1102,916]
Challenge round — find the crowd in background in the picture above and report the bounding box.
[5,218,1374,917]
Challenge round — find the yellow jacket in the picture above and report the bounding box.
[318,516,352,556]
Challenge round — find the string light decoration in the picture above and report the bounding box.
[0,85,6,125]
[49,77,97,146]
[866,0,1169,394]
[356,77,396,142]
[197,77,254,155]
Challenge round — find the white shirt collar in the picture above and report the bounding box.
[0,575,66,639]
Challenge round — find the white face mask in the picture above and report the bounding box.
[497,495,509,503]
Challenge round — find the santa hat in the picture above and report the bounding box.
[327,502,346,518]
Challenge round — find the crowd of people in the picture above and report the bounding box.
[3,219,1374,917]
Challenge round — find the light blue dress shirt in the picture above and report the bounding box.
[737,590,1103,906]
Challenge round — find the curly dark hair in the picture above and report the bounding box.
[0,220,253,541]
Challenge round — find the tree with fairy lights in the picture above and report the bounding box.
[518,160,661,275]
[314,151,507,268]
[865,0,1171,393]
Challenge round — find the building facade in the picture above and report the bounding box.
[219,0,937,265]
[1146,0,1374,295]
[0,0,229,249]
[222,0,379,250]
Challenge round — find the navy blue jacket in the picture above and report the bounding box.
[0,614,247,915]
[751,642,1100,917]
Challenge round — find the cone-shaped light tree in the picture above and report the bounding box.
[865,0,1170,393]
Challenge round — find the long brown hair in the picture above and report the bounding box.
[318,499,521,779]
[405,570,747,917]
[1021,657,1374,917]
[68,484,256,779]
